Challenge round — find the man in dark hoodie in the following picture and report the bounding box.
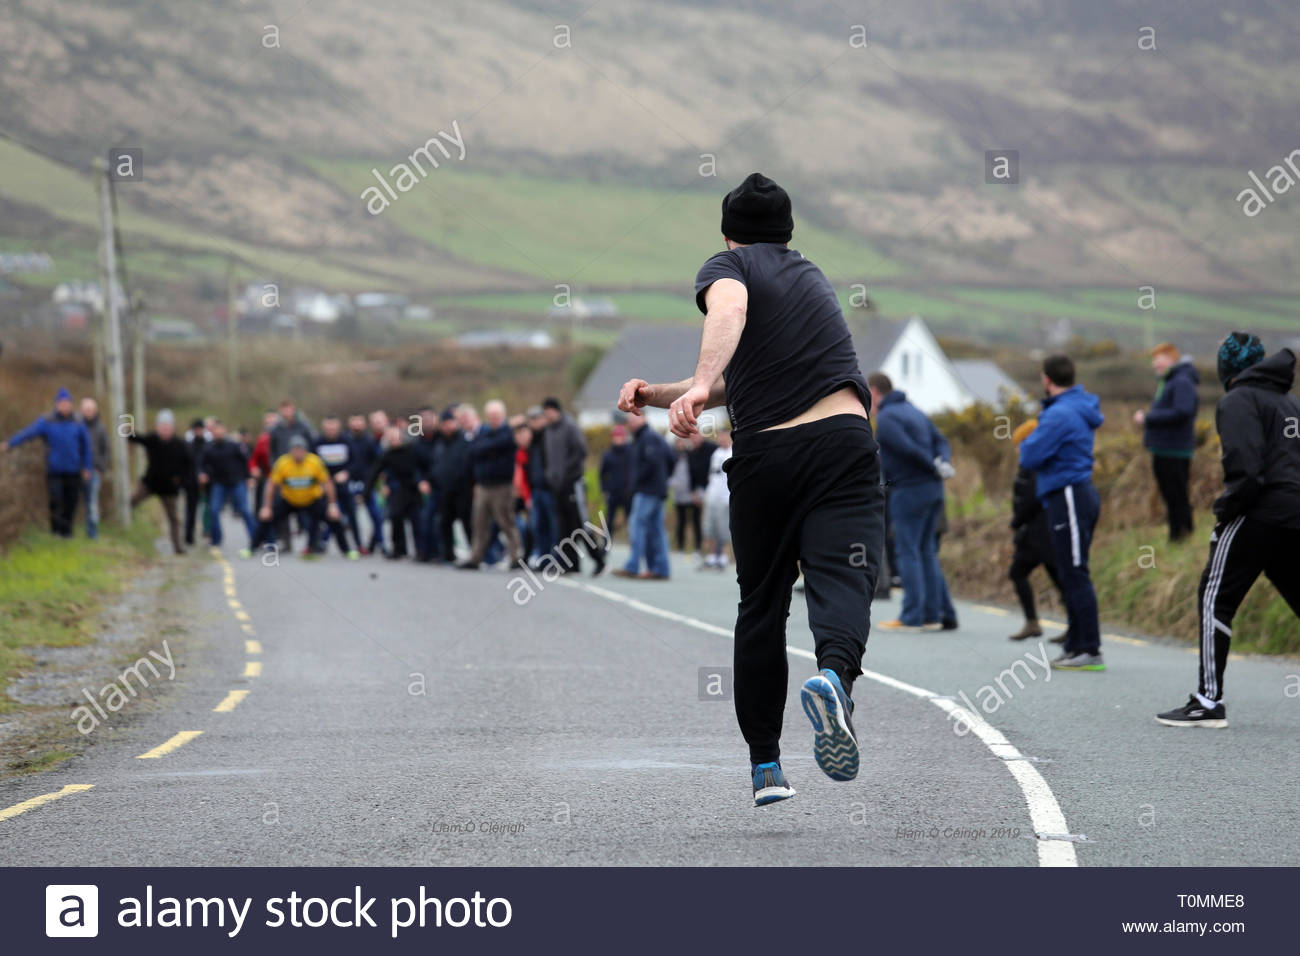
[347,413,385,555]
[127,409,190,554]
[525,406,557,563]
[1157,334,1300,728]
[1135,343,1199,542]
[183,417,208,547]
[599,424,634,532]
[367,425,422,560]
[2,386,92,538]
[542,397,605,575]
[1019,354,1106,671]
[79,397,110,540]
[432,407,473,564]
[410,407,443,562]
[197,419,257,554]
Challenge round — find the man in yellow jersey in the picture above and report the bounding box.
[251,435,357,559]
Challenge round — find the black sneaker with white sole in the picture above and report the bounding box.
[1155,695,1228,728]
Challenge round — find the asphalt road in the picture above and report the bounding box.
[2,528,1297,867]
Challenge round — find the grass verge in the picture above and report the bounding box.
[0,518,158,713]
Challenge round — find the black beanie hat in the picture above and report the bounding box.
[721,173,793,245]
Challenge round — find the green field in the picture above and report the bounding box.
[6,134,1296,341]
[439,281,1299,336]
[309,161,903,287]
[0,138,396,289]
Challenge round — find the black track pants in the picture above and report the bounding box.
[1197,517,1300,702]
[727,414,885,765]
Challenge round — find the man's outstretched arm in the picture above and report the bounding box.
[618,375,726,413]
[616,278,745,436]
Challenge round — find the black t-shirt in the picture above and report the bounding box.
[694,243,869,434]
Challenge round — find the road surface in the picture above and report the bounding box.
[2,535,1297,866]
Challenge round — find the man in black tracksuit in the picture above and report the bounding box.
[1157,334,1300,728]
[618,173,884,806]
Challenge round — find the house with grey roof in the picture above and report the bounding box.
[573,316,1026,428]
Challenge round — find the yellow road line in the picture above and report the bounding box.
[1041,619,1067,630]
[227,599,243,611]
[973,604,1010,617]
[240,623,256,636]
[1103,633,1149,647]
[0,784,94,823]
[244,639,262,654]
[213,690,251,713]
[243,661,262,678]
[234,610,251,623]
[137,731,203,759]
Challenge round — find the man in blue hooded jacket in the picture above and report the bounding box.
[1019,354,1106,671]
[2,387,92,538]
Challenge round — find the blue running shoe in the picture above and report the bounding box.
[752,761,796,807]
[800,668,859,781]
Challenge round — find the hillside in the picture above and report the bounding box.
[2,0,1299,337]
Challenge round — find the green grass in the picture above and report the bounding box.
[1088,526,1298,656]
[438,289,698,322]
[0,519,158,712]
[6,747,74,776]
[309,160,903,286]
[859,284,1300,336]
[0,137,383,289]
[1075,289,1297,332]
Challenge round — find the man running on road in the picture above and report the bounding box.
[618,172,885,807]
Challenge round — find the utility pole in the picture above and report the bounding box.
[92,177,108,398]
[131,292,147,450]
[226,256,239,420]
[96,159,132,528]
[92,321,106,397]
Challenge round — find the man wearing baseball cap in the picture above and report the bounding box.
[1157,333,1300,727]
[618,172,884,806]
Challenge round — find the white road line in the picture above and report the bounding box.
[560,579,1078,867]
